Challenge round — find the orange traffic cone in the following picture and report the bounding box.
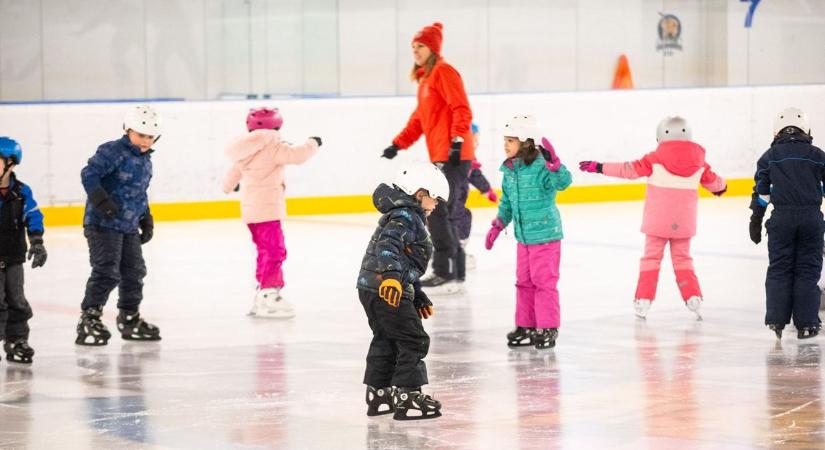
[612,54,634,89]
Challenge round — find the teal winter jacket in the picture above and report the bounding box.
[497,156,572,244]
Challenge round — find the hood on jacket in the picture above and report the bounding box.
[772,131,813,146]
[373,183,423,215]
[225,129,279,163]
[654,140,706,177]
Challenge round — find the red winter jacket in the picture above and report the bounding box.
[392,59,475,162]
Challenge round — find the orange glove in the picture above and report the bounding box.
[379,279,402,307]
[417,305,434,319]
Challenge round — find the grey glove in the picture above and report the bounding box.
[27,234,47,268]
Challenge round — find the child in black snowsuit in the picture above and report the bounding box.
[750,107,824,339]
[356,161,448,421]
[0,137,47,364]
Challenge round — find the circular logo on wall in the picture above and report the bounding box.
[656,13,683,55]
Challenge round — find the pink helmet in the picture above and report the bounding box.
[246,107,283,131]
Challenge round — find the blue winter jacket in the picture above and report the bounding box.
[81,135,153,233]
[750,133,825,217]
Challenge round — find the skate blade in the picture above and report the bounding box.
[251,311,295,319]
[507,341,534,348]
[392,410,442,421]
[121,334,162,342]
[366,407,395,417]
[535,342,556,350]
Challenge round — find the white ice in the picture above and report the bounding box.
[1,197,822,449]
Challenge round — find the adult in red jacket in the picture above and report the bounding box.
[381,22,475,294]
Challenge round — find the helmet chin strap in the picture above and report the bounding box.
[0,158,13,185]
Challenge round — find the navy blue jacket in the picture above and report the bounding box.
[750,133,825,218]
[81,135,153,233]
[0,174,44,266]
[357,184,433,301]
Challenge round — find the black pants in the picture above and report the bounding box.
[82,227,147,311]
[765,209,824,328]
[428,160,470,279]
[359,289,429,388]
[0,264,32,341]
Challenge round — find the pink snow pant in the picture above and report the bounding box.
[635,235,702,302]
[515,241,561,329]
[248,220,287,289]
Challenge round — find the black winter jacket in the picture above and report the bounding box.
[750,132,825,218]
[357,184,433,300]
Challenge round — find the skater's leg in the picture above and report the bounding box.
[670,238,702,300]
[359,290,397,387]
[446,161,471,281]
[636,235,666,301]
[250,221,287,289]
[81,227,124,310]
[248,223,265,286]
[766,212,795,328]
[515,243,536,328]
[4,265,32,342]
[529,241,561,329]
[426,201,454,279]
[0,268,8,340]
[117,232,146,312]
[791,210,823,331]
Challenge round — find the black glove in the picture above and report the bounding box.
[449,140,462,166]
[233,184,240,192]
[382,144,399,159]
[27,234,46,268]
[310,136,322,146]
[712,186,727,197]
[413,290,434,319]
[89,188,119,219]
[139,211,154,245]
[749,214,763,244]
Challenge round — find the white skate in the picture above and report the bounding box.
[685,296,703,321]
[250,288,295,319]
[634,299,652,319]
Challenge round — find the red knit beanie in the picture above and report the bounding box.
[412,22,444,55]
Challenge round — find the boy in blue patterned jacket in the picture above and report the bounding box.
[0,137,46,364]
[357,162,448,421]
[76,105,162,346]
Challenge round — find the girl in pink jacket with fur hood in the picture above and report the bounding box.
[579,117,726,320]
[223,107,321,318]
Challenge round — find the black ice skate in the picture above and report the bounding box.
[366,385,395,416]
[768,324,783,340]
[117,310,161,341]
[4,338,34,364]
[533,328,558,350]
[798,326,820,340]
[392,387,441,421]
[76,307,112,346]
[419,273,464,296]
[506,327,535,347]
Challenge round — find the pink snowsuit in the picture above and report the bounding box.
[222,129,319,288]
[601,140,725,302]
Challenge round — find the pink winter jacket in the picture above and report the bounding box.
[602,140,726,239]
[222,129,319,224]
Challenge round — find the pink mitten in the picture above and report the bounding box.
[485,218,505,250]
[486,190,498,203]
[541,137,561,172]
[471,159,482,170]
[578,161,602,173]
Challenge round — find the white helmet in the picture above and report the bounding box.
[503,115,541,143]
[773,107,810,135]
[393,161,449,201]
[123,105,162,136]
[656,116,692,142]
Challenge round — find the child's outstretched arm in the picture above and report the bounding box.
[579,153,654,180]
[272,138,321,166]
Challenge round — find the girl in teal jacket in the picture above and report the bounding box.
[485,115,572,350]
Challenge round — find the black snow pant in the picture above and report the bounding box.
[359,289,429,388]
[0,264,32,341]
[81,226,147,312]
[765,208,824,329]
[428,160,471,281]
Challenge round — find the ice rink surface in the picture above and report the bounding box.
[1,197,823,449]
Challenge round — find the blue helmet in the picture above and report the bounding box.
[0,137,22,165]
[471,122,479,134]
